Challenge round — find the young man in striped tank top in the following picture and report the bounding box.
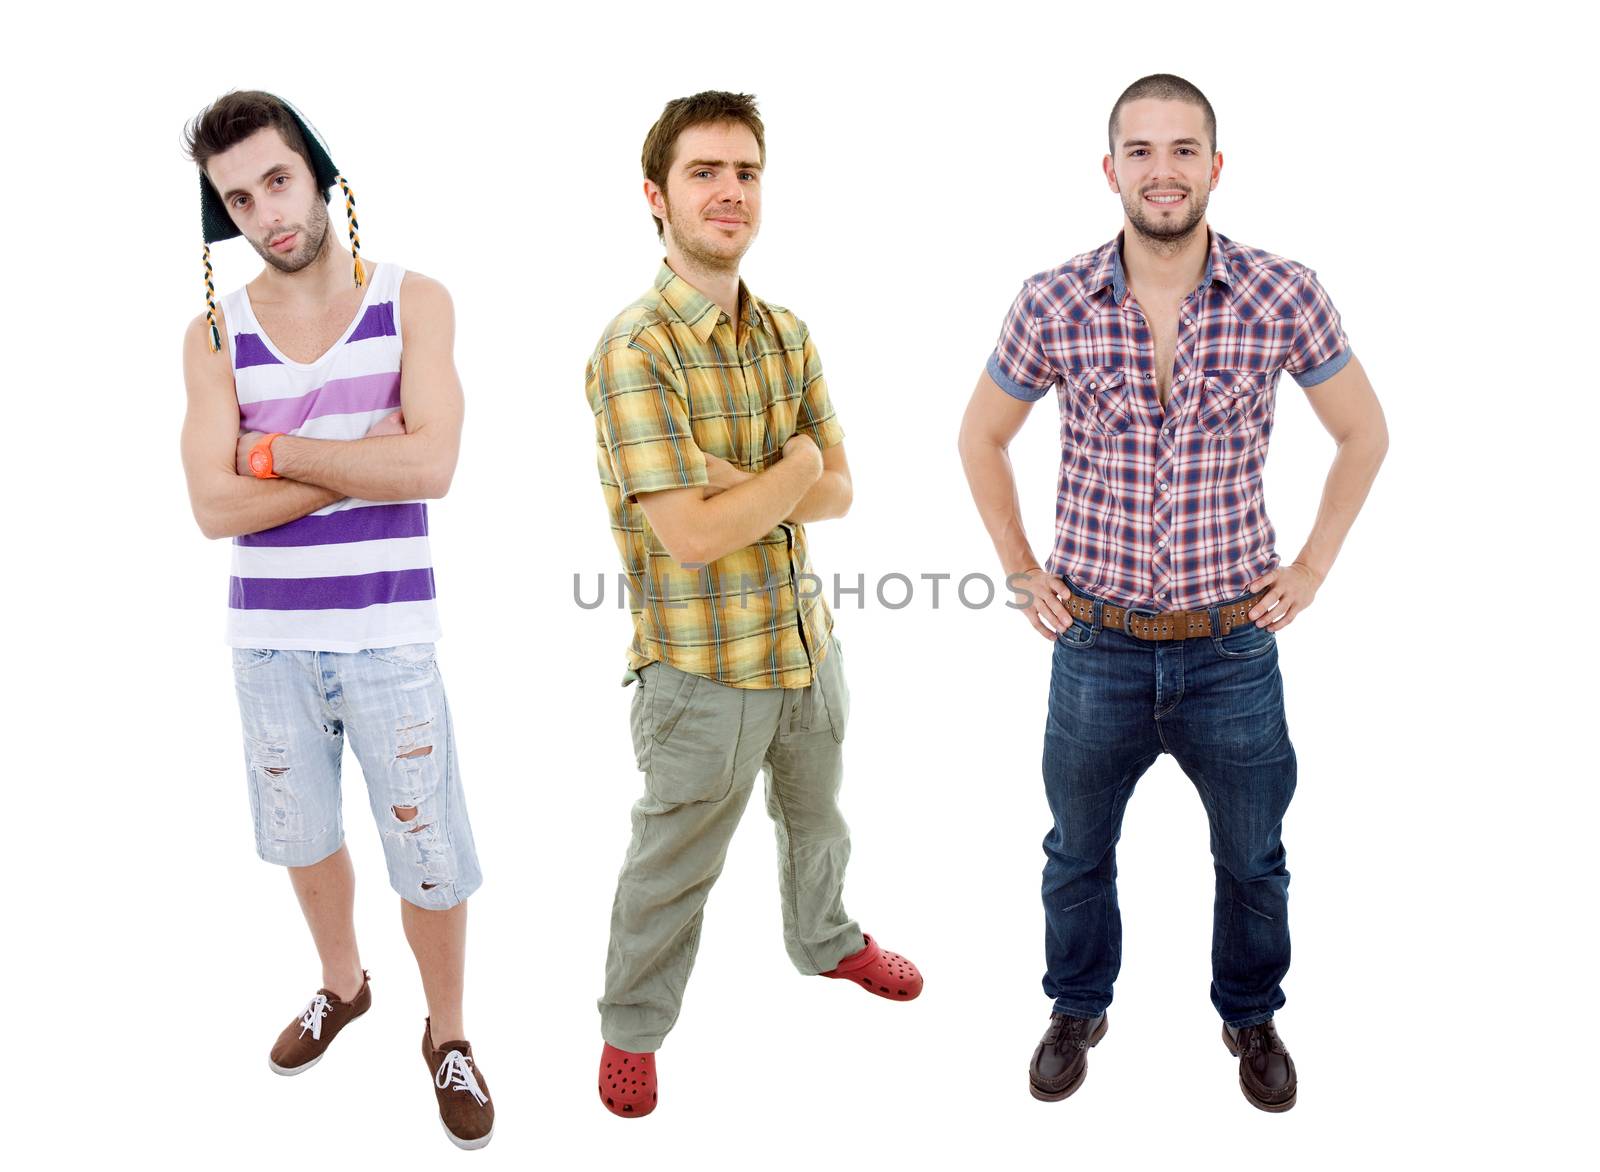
[179,92,493,1150]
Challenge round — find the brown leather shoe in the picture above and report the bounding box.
[423,1019,494,1150]
[1223,1019,1297,1112]
[268,971,371,1075]
[1028,1012,1107,1101]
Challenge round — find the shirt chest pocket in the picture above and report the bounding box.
[1195,370,1272,437]
[1067,367,1134,436]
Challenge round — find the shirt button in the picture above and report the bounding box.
[1157,537,1167,546]
[1159,482,1169,492]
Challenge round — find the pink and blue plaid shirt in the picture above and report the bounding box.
[987,230,1351,612]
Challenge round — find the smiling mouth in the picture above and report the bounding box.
[1144,192,1187,206]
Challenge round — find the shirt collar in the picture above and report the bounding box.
[1093,229,1235,305]
[654,260,765,342]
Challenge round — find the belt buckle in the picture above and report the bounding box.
[1123,605,1164,639]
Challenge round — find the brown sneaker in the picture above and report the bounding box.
[423,1018,494,1150]
[268,971,372,1076]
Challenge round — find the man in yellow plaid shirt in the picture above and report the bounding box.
[584,91,923,1118]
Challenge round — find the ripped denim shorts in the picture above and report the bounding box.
[230,643,482,910]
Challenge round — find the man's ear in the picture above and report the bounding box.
[644,178,668,224]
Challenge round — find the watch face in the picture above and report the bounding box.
[250,448,270,476]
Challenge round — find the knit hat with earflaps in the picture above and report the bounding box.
[197,94,364,353]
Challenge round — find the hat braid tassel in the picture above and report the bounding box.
[203,244,222,353]
[338,175,364,287]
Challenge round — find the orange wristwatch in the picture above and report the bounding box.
[248,433,285,479]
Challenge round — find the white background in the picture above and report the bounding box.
[4,2,1592,1168]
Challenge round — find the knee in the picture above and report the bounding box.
[1215,842,1289,887]
[384,800,464,903]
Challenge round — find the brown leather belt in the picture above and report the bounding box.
[1064,588,1269,642]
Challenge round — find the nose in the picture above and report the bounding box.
[256,200,284,234]
[1149,150,1189,185]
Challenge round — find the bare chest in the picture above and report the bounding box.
[1140,299,1182,407]
[250,286,370,364]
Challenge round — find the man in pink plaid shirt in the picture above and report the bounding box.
[959,74,1388,1112]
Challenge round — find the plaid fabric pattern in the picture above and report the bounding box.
[986,230,1351,611]
[586,262,845,688]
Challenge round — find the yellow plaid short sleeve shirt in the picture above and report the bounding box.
[585,262,845,688]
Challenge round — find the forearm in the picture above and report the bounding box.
[960,436,1045,576]
[1288,431,1388,582]
[195,476,342,540]
[685,457,820,565]
[271,433,452,501]
[786,469,851,523]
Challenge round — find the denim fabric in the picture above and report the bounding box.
[230,643,482,911]
[1041,583,1296,1028]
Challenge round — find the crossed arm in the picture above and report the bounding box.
[180,274,464,540]
[636,436,852,568]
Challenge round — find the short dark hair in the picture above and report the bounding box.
[641,91,766,239]
[184,90,315,187]
[1108,74,1217,155]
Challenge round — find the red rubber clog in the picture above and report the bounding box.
[598,1043,657,1118]
[821,933,923,1001]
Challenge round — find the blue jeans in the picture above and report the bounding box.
[230,643,483,911]
[1041,583,1296,1028]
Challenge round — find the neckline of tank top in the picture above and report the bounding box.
[239,261,389,370]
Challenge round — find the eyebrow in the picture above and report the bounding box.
[1120,138,1205,150]
[220,162,293,201]
[681,158,763,173]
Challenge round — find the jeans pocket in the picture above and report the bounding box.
[231,647,277,673]
[1210,623,1276,660]
[1055,618,1099,649]
[365,643,438,671]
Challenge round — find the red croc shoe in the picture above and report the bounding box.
[821,933,923,1001]
[598,1043,657,1118]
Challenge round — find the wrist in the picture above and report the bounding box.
[248,432,285,479]
[1291,559,1325,588]
[267,434,305,480]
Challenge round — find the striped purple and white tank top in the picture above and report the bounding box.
[220,263,441,652]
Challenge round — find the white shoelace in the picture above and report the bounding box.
[435,1050,489,1106]
[297,994,332,1041]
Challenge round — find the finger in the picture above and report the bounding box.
[1267,601,1296,632]
[1024,609,1054,640]
[1253,590,1284,625]
[1246,569,1277,594]
[1034,598,1065,636]
[1041,591,1074,631]
[1037,576,1074,627]
[1035,590,1071,632]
